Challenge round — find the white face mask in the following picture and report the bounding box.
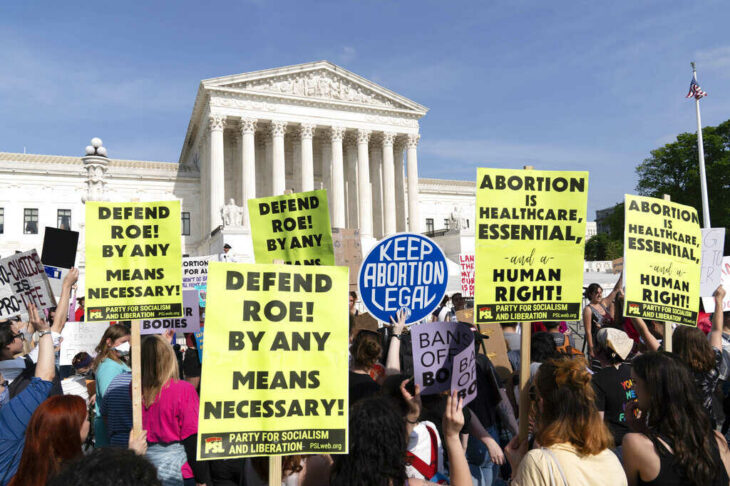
[113,341,130,356]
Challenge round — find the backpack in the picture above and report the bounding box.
[8,356,64,398]
[555,337,583,358]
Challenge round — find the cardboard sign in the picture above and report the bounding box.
[702,256,730,313]
[358,233,447,324]
[248,190,335,265]
[59,321,111,366]
[474,168,588,323]
[455,308,513,383]
[623,195,701,326]
[141,290,201,334]
[700,228,726,297]
[332,228,362,290]
[0,249,56,319]
[41,227,79,298]
[197,262,349,460]
[85,201,183,321]
[411,321,477,404]
[459,253,475,298]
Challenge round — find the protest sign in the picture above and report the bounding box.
[194,330,204,363]
[332,228,362,290]
[411,321,476,404]
[183,256,213,290]
[141,290,201,334]
[623,195,702,326]
[85,201,183,321]
[197,262,349,460]
[0,249,56,319]
[702,256,730,313]
[358,233,447,324]
[476,322,513,382]
[59,321,111,366]
[41,227,79,298]
[459,253,475,298]
[474,168,588,323]
[248,190,335,266]
[700,228,726,297]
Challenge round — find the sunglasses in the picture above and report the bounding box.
[12,332,26,342]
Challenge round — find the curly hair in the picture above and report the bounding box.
[534,357,614,455]
[331,396,408,486]
[633,352,721,486]
[47,448,161,486]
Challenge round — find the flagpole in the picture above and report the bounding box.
[691,61,711,228]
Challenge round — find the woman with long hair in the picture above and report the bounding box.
[331,381,471,486]
[141,334,207,486]
[92,323,131,446]
[582,275,622,358]
[622,352,730,486]
[8,395,87,486]
[505,358,626,486]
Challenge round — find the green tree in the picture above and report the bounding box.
[585,233,609,260]
[636,119,730,252]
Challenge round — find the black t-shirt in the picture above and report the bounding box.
[591,362,636,447]
[349,371,380,406]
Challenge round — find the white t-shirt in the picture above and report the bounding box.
[405,421,445,481]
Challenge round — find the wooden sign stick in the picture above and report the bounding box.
[269,456,282,485]
[518,165,534,441]
[131,320,143,437]
[662,194,673,352]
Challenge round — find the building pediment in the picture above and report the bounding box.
[202,61,428,115]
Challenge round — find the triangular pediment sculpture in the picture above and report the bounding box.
[203,61,427,114]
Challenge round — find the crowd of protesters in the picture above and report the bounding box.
[1,261,730,486]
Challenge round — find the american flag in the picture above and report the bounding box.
[686,78,707,99]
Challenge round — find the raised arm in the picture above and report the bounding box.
[710,286,726,351]
[583,306,594,355]
[630,317,661,352]
[442,392,470,486]
[51,268,79,334]
[28,304,54,381]
[601,273,623,308]
[385,310,406,375]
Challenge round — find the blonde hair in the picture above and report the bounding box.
[141,335,179,407]
[92,325,130,370]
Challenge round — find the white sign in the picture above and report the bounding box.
[141,289,201,334]
[0,249,56,319]
[59,321,111,366]
[701,228,726,297]
[182,256,213,290]
[702,256,730,314]
[459,253,475,298]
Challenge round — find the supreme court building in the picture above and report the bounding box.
[0,61,477,288]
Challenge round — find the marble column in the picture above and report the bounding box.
[321,137,332,195]
[270,121,287,195]
[240,118,257,226]
[299,123,315,192]
[357,129,373,238]
[256,136,267,197]
[370,138,383,238]
[381,132,397,236]
[394,141,406,232]
[291,133,301,193]
[345,136,359,228]
[406,134,420,233]
[200,132,209,236]
[208,115,226,232]
[329,126,346,229]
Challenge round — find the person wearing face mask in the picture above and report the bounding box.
[92,324,131,447]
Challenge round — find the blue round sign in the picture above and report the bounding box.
[358,233,448,324]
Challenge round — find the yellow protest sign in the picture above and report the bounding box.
[85,201,183,321]
[474,168,588,323]
[248,189,335,265]
[197,262,349,460]
[623,195,701,326]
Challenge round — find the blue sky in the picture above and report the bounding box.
[2,1,729,216]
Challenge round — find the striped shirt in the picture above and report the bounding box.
[100,372,133,447]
